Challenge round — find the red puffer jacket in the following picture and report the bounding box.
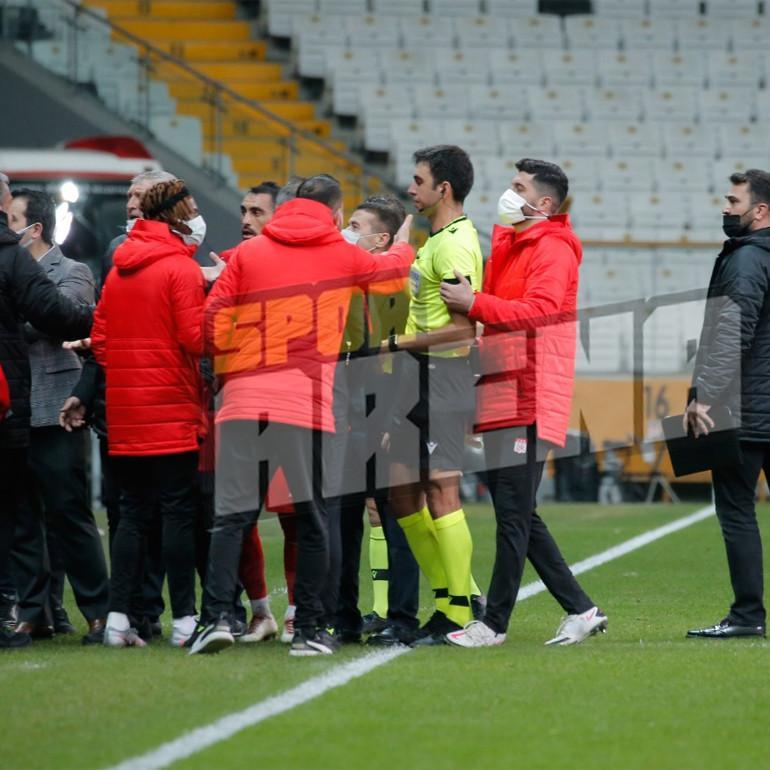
[468,215,582,448]
[91,219,206,456]
[205,198,412,432]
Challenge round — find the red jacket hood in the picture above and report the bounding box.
[113,219,195,274]
[491,215,583,266]
[262,198,344,247]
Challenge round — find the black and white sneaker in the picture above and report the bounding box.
[187,613,235,655]
[289,628,337,657]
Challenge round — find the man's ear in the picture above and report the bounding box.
[333,207,343,231]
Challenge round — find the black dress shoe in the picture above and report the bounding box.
[334,627,362,644]
[0,627,31,649]
[687,618,766,638]
[82,618,106,646]
[52,606,76,634]
[367,623,419,647]
[15,621,54,639]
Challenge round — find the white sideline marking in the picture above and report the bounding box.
[106,504,714,770]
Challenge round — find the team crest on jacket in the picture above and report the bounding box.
[513,438,527,455]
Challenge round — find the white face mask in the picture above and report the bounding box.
[15,222,38,249]
[341,226,360,245]
[497,189,548,226]
[181,214,207,246]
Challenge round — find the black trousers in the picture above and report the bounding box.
[203,421,329,634]
[100,437,166,622]
[0,448,27,600]
[11,427,109,624]
[109,451,198,618]
[483,425,594,635]
[711,441,770,627]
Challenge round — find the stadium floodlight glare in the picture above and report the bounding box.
[60,180,79,203]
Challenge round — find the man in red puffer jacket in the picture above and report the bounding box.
[190,174,414,656]
[91,179,207,649]
[440,159,607,649]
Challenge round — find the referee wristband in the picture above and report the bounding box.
[388,333,399,352]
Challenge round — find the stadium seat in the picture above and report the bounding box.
[542,48,596,87]
[661,123,717,158]
[399,16,456,49]
[654,158,712,194]
[620,18,677,50]
[371,0,425,14]
[713,159,770,192]
[643,87,699,122]
[472,154,520,191]
[528,85,585,121]
[563,15,621,51]
[717,124,770,159]
[318,0,368,13]
[570,192,630,239]
[456,17,512,49]
[297,27,348,78]
[442,119,501,153]
[468,85,521,119]
[345,16,401,48]
[706,52,762,89]
[429,0,483,17]
[553,121,608,157]
[379,49,434,84]
[267,0,317,38]
[599,51,652,88]
[675,17,731,51]
[600,158,656,192]
[413,84,469,119]
[591,0,647,18]
[326,48,380,115]
[509,15,563,49]
[149,115,203,165]
[557,157,600,193]
[485,0,539,16]
[651,51,706,89]
[687,192,729,242]
[488,48,544,87]
[699,87,756,124]
[607,122,661,158]
[704,0,759,17]
[728,17,768,49]
[498,121,556,158]
[628,192,691,232]
[433,49,490,86]
[587,87,643,122]
[648,0,701,17]
[360,85,414,152]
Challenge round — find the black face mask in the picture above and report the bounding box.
[723,212,752,239]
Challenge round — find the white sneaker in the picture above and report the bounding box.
[104,612,147,648]
[170,615,197,647]
[545,606,608,646]
[280,605,296,644]
[446,620,506,648]
[240,613,279,643]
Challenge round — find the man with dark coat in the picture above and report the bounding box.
[0,171,93,649]
[686,169,770,639]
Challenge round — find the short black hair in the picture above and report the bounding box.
[276,176,306,207]
[248,181,280,204]
[515,158,569,213]
[730,169,770,208]
[12,188,55,244]
[354,195,406,245]
[412,145,474,204]
[296,174,343,211]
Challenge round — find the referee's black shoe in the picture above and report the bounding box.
[411,610,462,647]
[367,622,419,647]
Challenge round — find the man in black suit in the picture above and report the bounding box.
[0,171,92,649]
[687,169,770,639]
[7,189,108,643]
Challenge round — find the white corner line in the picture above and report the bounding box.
[105,503,714,770]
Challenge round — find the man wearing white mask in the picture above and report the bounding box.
[90,179,207,648]
[6,189,108,643]
[440,158,607,648]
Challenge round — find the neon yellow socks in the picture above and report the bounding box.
[369,525,389,618]
[433,509,473,627]
[398,508,449,615]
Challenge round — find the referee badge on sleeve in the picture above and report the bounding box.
[409,265,421,296]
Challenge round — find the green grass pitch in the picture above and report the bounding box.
[3,502,770,770]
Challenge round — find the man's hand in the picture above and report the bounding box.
[394,214,413,245]
[684,399,715,438]
[59,396,86,432]
[440,270,475,314]
[201,251,226,283]
[62,337,91,351]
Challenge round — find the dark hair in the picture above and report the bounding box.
[11,188,55,244]
[730,169,770,208]
[515,159,569,213]
[296,174,342,211]
[412,145,474,203]
[140,179,195,232]
[248,181,280,204]
[276,176,306,207]
[354,195,406,245]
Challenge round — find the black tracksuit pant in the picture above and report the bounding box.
[483,424,594,635]
[711,440,770,628]
[109,451,198,619]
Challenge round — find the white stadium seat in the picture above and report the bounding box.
[643,87,699,122]
[620,18,677,50]
[297,27,348,78]
[651,51,706,89]
[361,85,415,152]
[498,122,556,158]
[267,0,317,38]
[433,49,490,86]
[586,87,643,122]
[468,85,521,119]
[607,123,661,158]
[557,157,600,193]
[648,0,701,17]
[600,157,656,192]
[488,48,544,87]
[318,0,368,13]
[413,84,469,120]
[509,15,563,48]
[706,52,763,89]
[542,48,596,87]
[379,49,435,84]
[456,17,512,49]
[563,15,621,50]
[442,119,501,153]
[728,17,768,50]
[528,85,585,121]
[661,123,717,158]
[599,51,652,88]
[553,121,608,157]
[371,0,425,15]
[653,158,713,194]
[399,16,455,49]
[705,0,759,17]
[429,0,484,17]
[675,17,731,51]
[485,0,539,16]
[717,124,770,160]
[699,87,756,124]
[345,16,401,48]
[591,0,647,18]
